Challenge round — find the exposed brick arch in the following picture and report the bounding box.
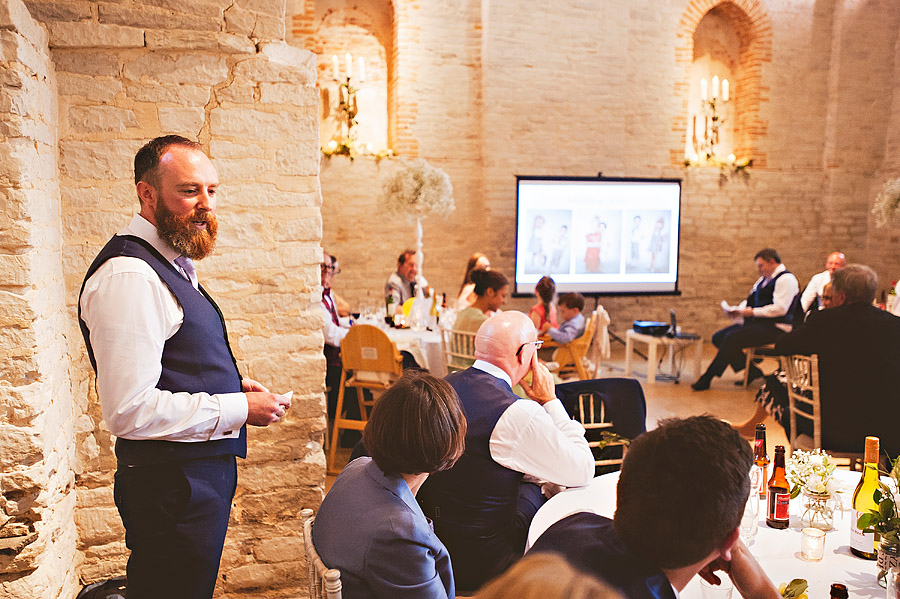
[389,0,417,157]
[675,0,773,166]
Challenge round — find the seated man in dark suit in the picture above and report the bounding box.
[529,416,779,599]
[418,311,595,593]
[774,264,900,456]
[693,248,799,390]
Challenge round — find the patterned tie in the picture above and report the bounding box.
[174,255,197,287]
[323,289,339,325]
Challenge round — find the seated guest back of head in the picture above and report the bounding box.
[540,292,585,344]
[453,269,509,334]
[529,415,779,599]
[313,372,467,599]
[476,553,620,599]
[773,264,900,455]
[529,276,558,331]
[419,311,594,592]
[458,252,491,309]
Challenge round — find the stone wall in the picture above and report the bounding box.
[0,1,79,597]
[310,0,900,338]
[0,0,327,597]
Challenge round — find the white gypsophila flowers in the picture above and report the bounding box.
[381,159,455,224]
[873,177,900,228]
[786,448,837,494]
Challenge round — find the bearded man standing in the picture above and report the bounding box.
[78,136,291,599]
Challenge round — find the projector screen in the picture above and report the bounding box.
[514,176,682,296]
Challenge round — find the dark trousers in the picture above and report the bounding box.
[114,455,237,599]
[705,322,784,378]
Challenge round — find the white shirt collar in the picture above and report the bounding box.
[472,359,512,388]
[120,213,180,265]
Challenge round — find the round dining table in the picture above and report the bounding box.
[527,469,886,599]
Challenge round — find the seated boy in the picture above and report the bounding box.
[540,292,586,344]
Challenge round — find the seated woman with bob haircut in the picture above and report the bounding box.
[312,371,467,599]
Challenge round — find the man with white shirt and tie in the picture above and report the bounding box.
[320,250,353,421]
[692,248,800,391]
[418,310,595,593]
[78,135,291,599]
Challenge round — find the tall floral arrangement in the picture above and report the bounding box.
[381,159,455,286]
[873,177,900,228]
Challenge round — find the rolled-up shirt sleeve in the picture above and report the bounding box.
[489,398,594,488]
[80,256,247,442]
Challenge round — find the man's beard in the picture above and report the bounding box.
[155,202,218,260]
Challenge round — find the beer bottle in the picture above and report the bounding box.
[766,445,790,529]
[754,424,769,498]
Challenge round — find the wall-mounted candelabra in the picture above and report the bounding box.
[323,53,366,158]
[685,74,751,184]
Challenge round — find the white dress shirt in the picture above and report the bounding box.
[471,360,595,488]
[738,263,800,332]
[79,214,248,442]
[800,270,830,312]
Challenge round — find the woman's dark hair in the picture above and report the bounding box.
[535,276,556,315]
[471,269,508,297]
[363,371,467,475]
[459,252,488,293]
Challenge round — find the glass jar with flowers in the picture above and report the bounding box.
[786,449,838,530]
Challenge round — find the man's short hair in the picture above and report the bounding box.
[754,248,781,263]
[363,371,466,476]
[398,249,416,265]
[831,264,877,305]
[558,292,585,312]
[134,135,201,185]
[614,416,752,569]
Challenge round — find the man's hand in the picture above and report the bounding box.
[699,537,780,599]
[246,392,291,426]
[241,377,269,393]
[518,352,556,405]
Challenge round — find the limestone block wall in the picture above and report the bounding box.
[0,1,79,597]
[314,0,900,338]
[1,0,328,597]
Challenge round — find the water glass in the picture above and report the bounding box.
[740,466,761,543]
[887,566,900,599]
[800,527,826,561]
[701,575,733,599]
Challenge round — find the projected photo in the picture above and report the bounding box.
[625,211,672,274]
[575,212,622,274]
[522,209,573,274]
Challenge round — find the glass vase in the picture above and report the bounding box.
[878,539,900,588]
[799,489,834,531]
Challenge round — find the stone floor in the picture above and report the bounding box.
[326,339,790,489]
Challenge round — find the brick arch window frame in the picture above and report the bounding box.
[675,0,773,167]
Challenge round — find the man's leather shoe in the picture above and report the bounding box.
[691,376,712,391]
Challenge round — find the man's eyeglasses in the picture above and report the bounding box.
[320,263,341,274]
[515,340,543,357]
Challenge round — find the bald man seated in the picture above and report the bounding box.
[418,311,595,593]
[799,251,846,315]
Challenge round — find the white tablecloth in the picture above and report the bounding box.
[527,470,885,599]
[384,327,446,377]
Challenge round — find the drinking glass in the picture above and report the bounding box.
[740,466,761,543]
[800,527,826,561]
[701,575,733,599]
[887,566,900,599]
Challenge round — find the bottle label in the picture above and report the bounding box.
[767,491,790,520]
[850,508,876,552]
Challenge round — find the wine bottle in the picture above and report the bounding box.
[766,445,790,529]
[850,436,881,559]
[754,424,769,498]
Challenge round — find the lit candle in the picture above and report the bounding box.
[345,53,353,78]
[332,55,339,80]
[358,57,366,83]
[700,78,708,101]
[722,79,729,102]
[711,75,719,99]
[327,140,338,151]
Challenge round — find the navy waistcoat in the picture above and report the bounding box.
[78,235,246,465]
[746,270,794,325]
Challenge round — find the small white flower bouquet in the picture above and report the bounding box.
[786,449,837,498]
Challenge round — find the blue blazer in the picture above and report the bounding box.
[313,458,455,599]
